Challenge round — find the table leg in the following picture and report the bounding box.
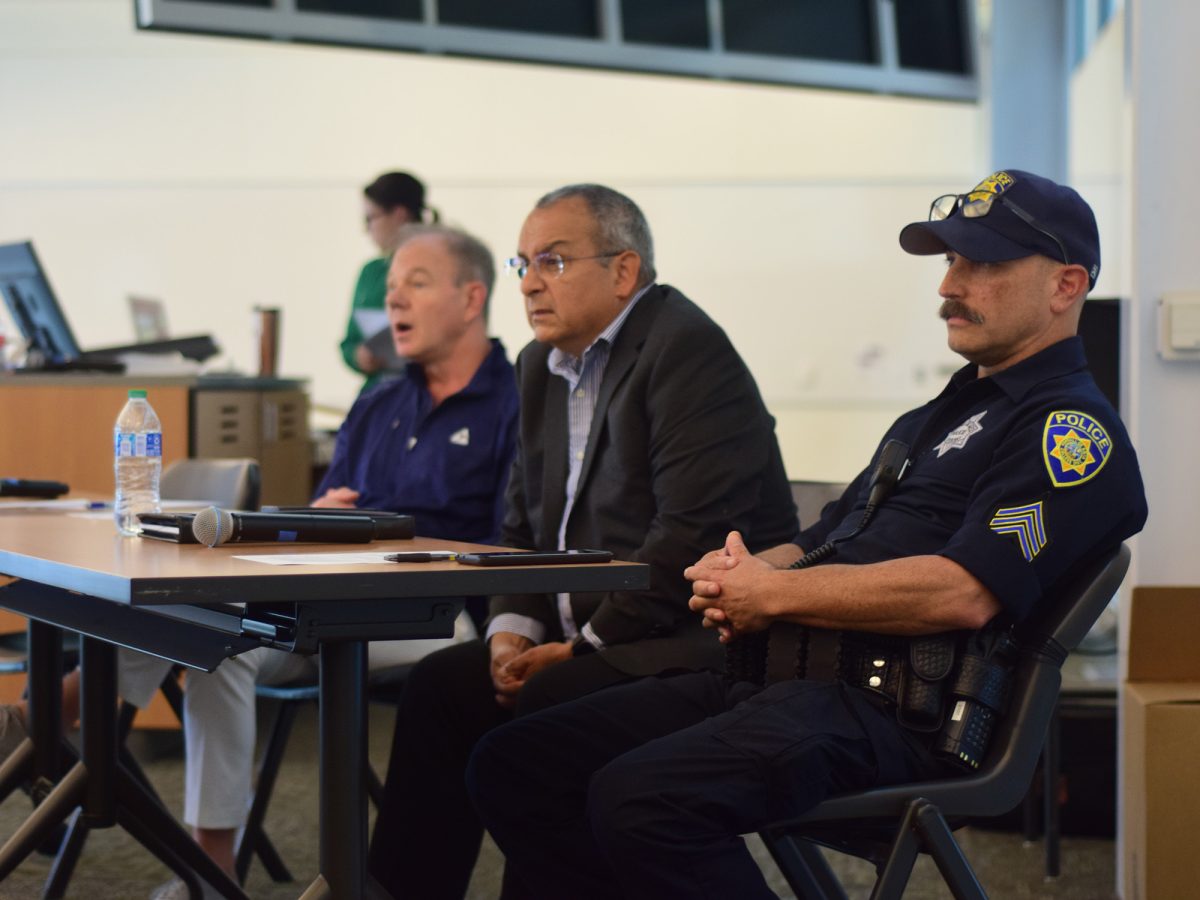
[307,640,392,899]
[28,619,64,788]
[79,637,117,827]
[0,617,73,875]
[0,631,250,899]
[0,617,65,804]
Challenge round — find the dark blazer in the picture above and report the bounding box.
[493,284,799,677]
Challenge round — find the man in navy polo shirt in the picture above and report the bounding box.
[465,171,1148,900]
[164,223,520,885]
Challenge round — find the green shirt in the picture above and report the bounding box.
[339,256,390,393]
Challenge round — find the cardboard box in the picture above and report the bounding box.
[1123,587,1200,900]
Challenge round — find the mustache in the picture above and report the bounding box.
[939,300,984,324]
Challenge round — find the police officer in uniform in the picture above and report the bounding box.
[464,170,1149,900]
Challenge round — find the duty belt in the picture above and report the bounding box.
[759,622,960,731]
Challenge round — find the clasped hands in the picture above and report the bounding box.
[489,633,571,709]
[487,529,782,706]
[686,530,780,643]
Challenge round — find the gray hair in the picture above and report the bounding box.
[536,184,656,289]
[393,223,496,319]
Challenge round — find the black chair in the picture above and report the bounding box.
[788,480,848,531]
[757,544,1131,900]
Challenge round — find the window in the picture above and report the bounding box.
[438,0,598,38]
[297,0,421,19]
[135,0,977,101]
[895,0,967,74]
[621,0,709,50]
[723,0,876,65]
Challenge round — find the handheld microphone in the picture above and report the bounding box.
[192,507,379,547]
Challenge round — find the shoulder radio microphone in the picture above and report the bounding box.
[191,506,414,547]
[788,439,910,570]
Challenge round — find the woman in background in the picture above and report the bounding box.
[339,170,439,392]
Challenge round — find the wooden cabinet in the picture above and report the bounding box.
[0,381,190,494]
[191,387,310,506]
[0,374,310,505]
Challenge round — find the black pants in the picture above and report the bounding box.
[368,638,635,900]
[467,672,945,900]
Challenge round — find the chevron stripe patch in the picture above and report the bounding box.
[989,501,1047,562]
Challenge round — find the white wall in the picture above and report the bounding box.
[1069,8,1200,893]
[0,0,985,484]
[1069,6,1200,579]
[1122,2,1200,589]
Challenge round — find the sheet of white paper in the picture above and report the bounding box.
[233,551,404,566]
[353,309,390,338]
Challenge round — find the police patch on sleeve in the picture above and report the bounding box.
[989,501,1046,562]
[1042,410,1112,487]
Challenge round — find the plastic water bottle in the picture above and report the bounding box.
[113,389,163,536]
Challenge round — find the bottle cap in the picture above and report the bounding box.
[128,389,147,399]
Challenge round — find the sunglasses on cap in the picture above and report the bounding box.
[929,190,1071,266]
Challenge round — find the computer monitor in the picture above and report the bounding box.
[0,240,83,365]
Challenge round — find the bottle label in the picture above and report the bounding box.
[115,432,163,457]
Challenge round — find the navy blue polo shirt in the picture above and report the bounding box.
[796,337,1147,621]
[315,339,519,543]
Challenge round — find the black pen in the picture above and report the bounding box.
[384,551,458,563]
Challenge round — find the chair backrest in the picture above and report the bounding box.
[160,458,261,510]
[789,481,848,530]
[958,543,1130,807]
[1022,543,1131,654]
[785,543,1131,825]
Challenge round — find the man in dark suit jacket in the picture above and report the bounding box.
[368,184,798,899]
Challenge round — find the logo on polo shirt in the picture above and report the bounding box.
[1043,410,1111,487]
[449,428,470,447]
[934,411,987,458]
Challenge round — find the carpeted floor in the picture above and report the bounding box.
[0,703,1117,899]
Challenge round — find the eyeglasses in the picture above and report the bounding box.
[504,251,621,279]
[929,191,1070,265]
